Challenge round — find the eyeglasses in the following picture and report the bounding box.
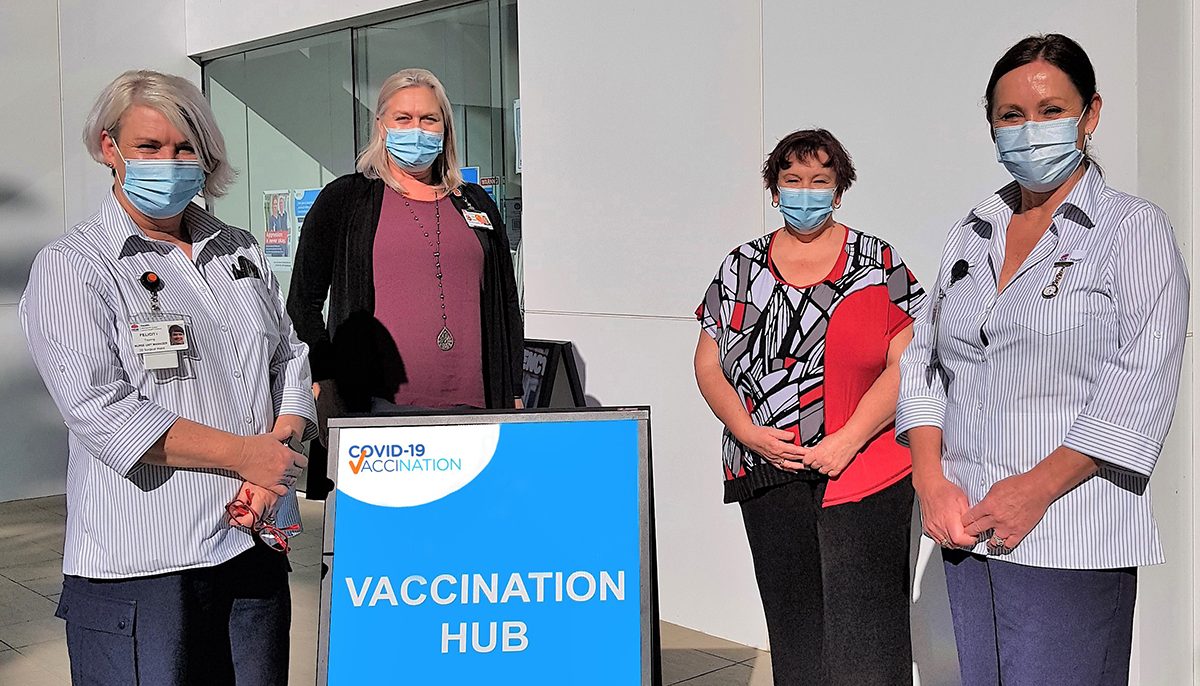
[226,490,300,554]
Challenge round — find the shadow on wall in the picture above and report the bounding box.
[910,506,961,685]
[0,177,52,301]
[0,314,68,502]
[567,345,603,408]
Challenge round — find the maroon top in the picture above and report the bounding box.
[373,187,485,408]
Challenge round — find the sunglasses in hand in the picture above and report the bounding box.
[226,487,299,554]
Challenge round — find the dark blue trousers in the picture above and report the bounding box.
[57,541,291,686]
[942,550,1136,686]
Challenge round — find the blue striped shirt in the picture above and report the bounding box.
[20,192,318,579]
[897,164,1189,569]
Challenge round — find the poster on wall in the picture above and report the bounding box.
[292,188,321,259]
[480,176,499,202]
[263,190,292,271]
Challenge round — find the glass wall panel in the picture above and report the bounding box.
[204,30,356,298]
[202,1,520,297]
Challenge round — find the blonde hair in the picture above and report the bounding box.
[356,69,464,194]
[83,70,236,198]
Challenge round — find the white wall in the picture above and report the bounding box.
[517,0,769,651]
[0,0,195,503]
[0,2,70,503]
[59,0,199,227]
[1134,2,1194,683]
[185,0,422,57]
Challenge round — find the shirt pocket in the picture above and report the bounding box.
[1014,266,1097,336]
[1017,310,1084,336]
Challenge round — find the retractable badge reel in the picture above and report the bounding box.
[129,272,189,370]
[927,259,969,383]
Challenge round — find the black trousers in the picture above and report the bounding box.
[58,541,291,686]
[740,476,914,686]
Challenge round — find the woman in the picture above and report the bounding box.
[694,129,924,685]
[21,69,315,685]
[897,34,1188,685]
[288,68,523,433]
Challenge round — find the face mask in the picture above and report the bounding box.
[994,115,1085,193]
[114,144,205,219]
[386,127,444,172]
[777,187,836,233]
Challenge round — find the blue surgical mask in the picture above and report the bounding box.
[994,115,1085,193]
[777,187,836,233]
[114,145,205,219]
[386,127,444,172]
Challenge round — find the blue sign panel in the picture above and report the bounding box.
[324,417,644,684]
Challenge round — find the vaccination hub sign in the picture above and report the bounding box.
[318,409,656,685]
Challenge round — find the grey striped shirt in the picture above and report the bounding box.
[897,164,1188,569]
[20,193,317,579]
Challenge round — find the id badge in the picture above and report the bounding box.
[129,313,190,370]
[462,210,493,230]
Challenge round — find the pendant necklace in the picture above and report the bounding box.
[403,196,455,351]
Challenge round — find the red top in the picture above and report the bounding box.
[373,188,486,409]
[820,262,915,506]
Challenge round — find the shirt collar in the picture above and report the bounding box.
[98,191,225,259]
[961,162,1104,238]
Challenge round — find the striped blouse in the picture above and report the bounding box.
[20,193,317,579]
[896,164,1188,569]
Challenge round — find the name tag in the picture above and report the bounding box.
[129,318,189,370]
[1056,249,1087,263]
[462,210,493,230]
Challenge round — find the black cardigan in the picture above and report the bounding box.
[286,173,524,409]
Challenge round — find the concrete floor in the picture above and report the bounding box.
[0,495,772,685]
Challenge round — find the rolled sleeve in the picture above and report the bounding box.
[1061,207,1188,476]
[20,247,179,477]
[98,402,180,476]
[895,395,946,447]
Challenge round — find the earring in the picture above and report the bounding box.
[770,199,779,208]
[833,202,841,210]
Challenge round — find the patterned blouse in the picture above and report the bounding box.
[698,227,926,505]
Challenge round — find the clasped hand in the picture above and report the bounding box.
[960,473,1052,552]
[734,425,858,477]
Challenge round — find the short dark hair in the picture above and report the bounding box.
[762,129,856,195]
[985,34,1097,121]
[169,325,184,335]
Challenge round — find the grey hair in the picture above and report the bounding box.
[83,70,236,198]
[356,68,464,194]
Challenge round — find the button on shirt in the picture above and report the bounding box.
[897,165,1188,569]
[21,193,318,579]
